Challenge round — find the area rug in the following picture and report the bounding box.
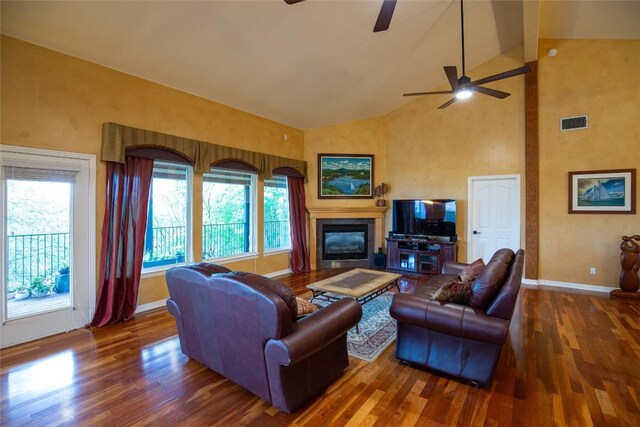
[315,292,396,362]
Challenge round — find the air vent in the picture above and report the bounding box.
[560,115,588,131]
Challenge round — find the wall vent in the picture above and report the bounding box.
[560,115,588,131]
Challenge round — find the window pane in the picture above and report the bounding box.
[202,169,255,259]
[5,179,72,319]
[264,176,290,251]
[143,162,190,269]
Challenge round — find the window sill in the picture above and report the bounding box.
[204,252,259,265]
[263,248,291,257]
[141,262,188,279]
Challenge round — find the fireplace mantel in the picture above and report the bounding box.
[306,205,389,270]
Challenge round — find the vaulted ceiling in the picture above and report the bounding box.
[2,1,638,129]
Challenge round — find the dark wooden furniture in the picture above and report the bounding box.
[386,238,457,275]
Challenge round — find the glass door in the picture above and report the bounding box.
[5,178,73,320]
[399,252,416,271]
[1,147,95,348]
[418,254,439,274]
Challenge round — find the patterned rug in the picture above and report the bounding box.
[316,292,396,362]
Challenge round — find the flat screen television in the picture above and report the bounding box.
[392,199,457,238]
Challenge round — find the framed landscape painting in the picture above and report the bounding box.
[318,154,374,199]
[568,168,636,214]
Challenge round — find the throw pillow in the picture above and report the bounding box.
[296,297,319,317]
[432,280,473,304]
[460,258,485,283]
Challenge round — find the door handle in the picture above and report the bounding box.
[473,230,480,235]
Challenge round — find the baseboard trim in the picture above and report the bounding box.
[136,299,166,314]
[136,268,294,314]
[264,268,293,278]
[522,278,614,294]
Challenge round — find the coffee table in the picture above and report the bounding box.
[307,269,402,333]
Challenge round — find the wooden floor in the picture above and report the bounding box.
[1,270,639,426]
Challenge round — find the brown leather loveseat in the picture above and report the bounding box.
[166,263,362,413]
[389,249,525,386]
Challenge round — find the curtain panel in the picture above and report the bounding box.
[287,176,311,273]
[101,122,306,180]
[91,157,154,327]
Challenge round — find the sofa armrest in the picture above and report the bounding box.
[441,261,468,276]
[389,293,508,344]
[166,298,190,355]
[265,298,362,366]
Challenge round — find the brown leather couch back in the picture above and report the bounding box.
[229,271,299,323]
[467,249,514,310]
[166,265,295,403]
[486,249,525,319]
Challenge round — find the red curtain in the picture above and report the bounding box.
[91,157,154,327]
[287,176,311,273]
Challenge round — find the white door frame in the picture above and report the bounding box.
[467,174,521,261]
[0,145,96,347]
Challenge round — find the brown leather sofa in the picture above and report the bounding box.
[389,249,525,386]
[166,263,362,413]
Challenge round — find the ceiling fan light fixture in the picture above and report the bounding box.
[455,89,473,100]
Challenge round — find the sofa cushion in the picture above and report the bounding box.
[415,274,459,298]
[432,280,473,304]
[460,258,485,283]
[467,249,514,310]
[296,297,319,317]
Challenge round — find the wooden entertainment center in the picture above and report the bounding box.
[386,237,457,275]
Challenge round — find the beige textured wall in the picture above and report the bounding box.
[1,36,303,304]
[304,117,387,206]
[538,39,640,288]
[385,48,527,262]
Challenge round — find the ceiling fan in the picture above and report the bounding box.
[284,0,398,33]
[404,0,531,109]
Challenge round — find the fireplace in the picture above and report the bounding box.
[322,224,368,260]
[316,219,375,269]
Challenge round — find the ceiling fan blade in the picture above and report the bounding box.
[473,85,511,99]
[284,0,305,4]
[373,0,397,33]
[444,66,459,91]
[437,98,457,109]
[403,90,453,97]
[471,65,532,86]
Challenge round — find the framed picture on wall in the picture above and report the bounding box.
[568,168,636,214]
[318,154,374,199]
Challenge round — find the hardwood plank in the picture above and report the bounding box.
[1,270,639,426]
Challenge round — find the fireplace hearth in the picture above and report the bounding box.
[316,219,375,269]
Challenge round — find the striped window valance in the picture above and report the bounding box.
[101,122,306,180]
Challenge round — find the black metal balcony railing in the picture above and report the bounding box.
[6,232,70,290]
[142,225,187,268]
[264,219,290,250]
[6,221,292,284]
[202,222,247,259]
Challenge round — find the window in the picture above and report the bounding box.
[143,162,191,270]
[202,168,256,259]
[263,175,290,251]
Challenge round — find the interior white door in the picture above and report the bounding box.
[467,175,520,262]
[1,146,95,348]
